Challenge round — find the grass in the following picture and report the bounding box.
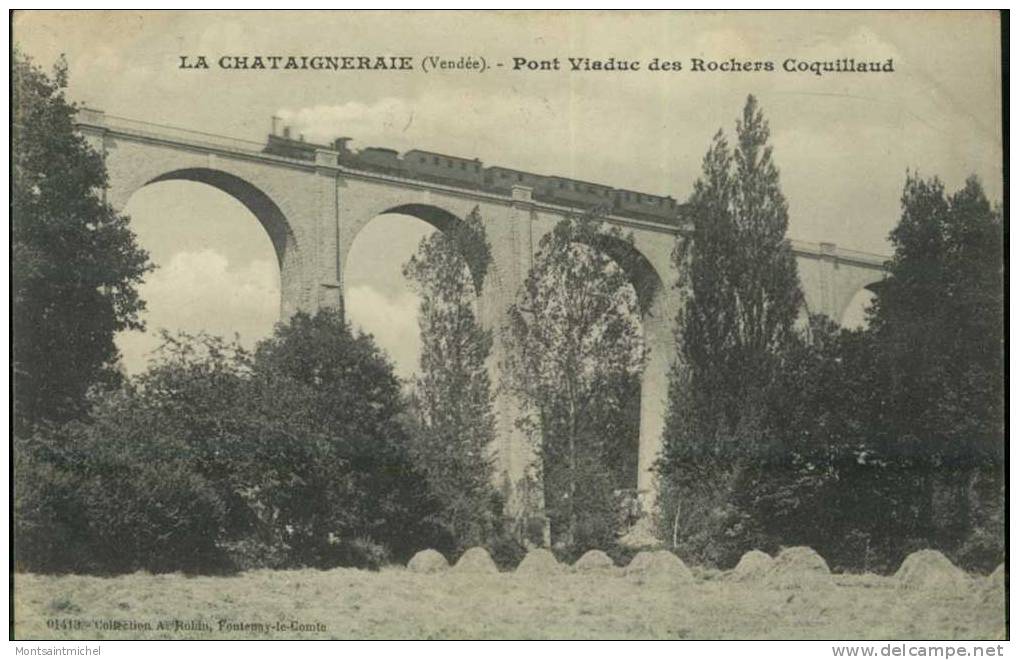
[12,567,1006,640]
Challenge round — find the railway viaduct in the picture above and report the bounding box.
[75,108,888,521]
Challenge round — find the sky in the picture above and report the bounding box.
[13,10,1003,377]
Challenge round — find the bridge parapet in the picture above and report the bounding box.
[789,238,887,270]
[77,108,269,158]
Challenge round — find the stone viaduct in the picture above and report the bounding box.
[75,109,887,521]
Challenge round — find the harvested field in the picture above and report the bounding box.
[12,564,1005,640]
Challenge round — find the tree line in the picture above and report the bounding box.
[13,50,1003,574]
[657,98,1003,572]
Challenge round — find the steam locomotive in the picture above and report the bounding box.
[263,133,685,226]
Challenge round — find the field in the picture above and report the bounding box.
[12,564,1006,640]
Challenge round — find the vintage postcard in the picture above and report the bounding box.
[10,10,1006,644]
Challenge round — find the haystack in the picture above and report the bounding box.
[451,547,499,575]
[981,563,1006,606]
[895,550,969,591]
[625,550,656,575]
[730,550,774,582]
[515,548,563,575]
[765,546,833,589]
[625,550,693,584]
[572,549,616,573]
[407,549,449,574]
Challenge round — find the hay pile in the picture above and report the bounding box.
[407,549,449,574]
[515,548,563,575]
[451,547,499,575]
[981,563,1006,606]
[895,550,969,591]
[572,550,616,573]
[765,546,833,589]
[625,550,693,584]
[689,565,725,582]
[730,550,774,582]
[988,563,1006,588]
[625,551,656,574]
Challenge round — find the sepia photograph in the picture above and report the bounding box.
[9,9,1007,644]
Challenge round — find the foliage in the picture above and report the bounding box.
[14,311,446,574]
[660,146,1003,571]
[870,174,1004,469]
[14,431,92,574]
[246,310,443,565]
[505,214,646,551]
[13,49,152,432]
[664,94,803,457]
[659,95,803,563]
[864,174,1004,569]
[14,392,228,575]
[402,207,503,553]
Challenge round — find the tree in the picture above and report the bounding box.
[14,311,447,573]
[505,215,646,552]
[13,49,152,432]
[753,174,1005,572]
[13,334,243,574]
[402,207,502,552]
[866,174,1004,565]
[659,95,803,564]
[249,309,442,565]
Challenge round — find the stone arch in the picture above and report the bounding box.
[139,167,303,319]
[559,228,673,500]
[838,281,882,328]
[579,232,665,317]
[345,202,490,297]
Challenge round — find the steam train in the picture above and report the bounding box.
[263,133,685,225]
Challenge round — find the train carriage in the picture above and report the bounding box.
[404,149,484,189]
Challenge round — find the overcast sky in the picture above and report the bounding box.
[14,11,1003,377]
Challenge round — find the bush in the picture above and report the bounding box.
[77,455,227,574]
[657,461,768,569]
[13,432,90,573]
[14,410,230,576]
[324,537,391,571]
[218,537,290,572]
[954,527,1005,574]
[603,542,644,569]
[13,313,450,575]
[485,528,527,571]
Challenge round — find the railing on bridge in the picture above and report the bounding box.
[92,112,268,156]
[790,239,887,269]
[833,246,889,266]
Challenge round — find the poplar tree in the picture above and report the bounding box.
[506,216,646,551]
[402,207,500,551]
[659,95,803,561]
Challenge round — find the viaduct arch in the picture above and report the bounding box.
[143,167,302,318]
[77,109,888,519]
